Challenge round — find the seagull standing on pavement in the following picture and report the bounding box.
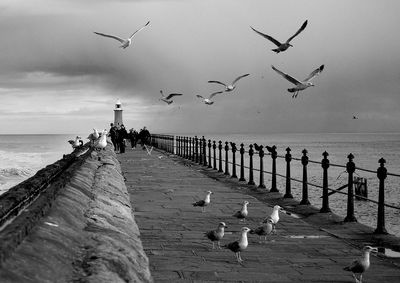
[159,90,183,104]
[250,218,274,242]
[263,205,282,234]
[205,222,227,249]
[192,191,213,212]
[344,246,378,283]
[196,91,223,105]
[94,21,150,49]
[208,74,250,92]
[224,227,251,263]
[250,20,308,53]
[271,64,324,98]
[233,201,249,222]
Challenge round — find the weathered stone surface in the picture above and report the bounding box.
[0,143,152,283]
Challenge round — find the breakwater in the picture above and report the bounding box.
[151,134,400,236]
[0,141,152,282]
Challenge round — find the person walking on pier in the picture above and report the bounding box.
[117,124,128,153]
[139,126,151,149]
[108,123,118,151]
[128,128,138,149]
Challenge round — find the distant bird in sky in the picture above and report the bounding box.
[192,190,213,212]
[94,21,150,49]
[208,74,250,92]
[353,115,359,120]
[251,20,308,53]
[224,227,251,263]
[271,64,324,98]
[233,201,249,222]
[159,90,183,104]
[250,218,274,241]
[196,91,223,105]
[263,205,282,234]
[205,222,227,249]
[344,246,378,283]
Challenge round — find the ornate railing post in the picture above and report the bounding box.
[320,151,331,213]
[284,147,293,198]
[258,145,266,188]
[344,153,357,222]
[195,136,199,163]
[224,142,230,175]
[208,140,212,168]
[182,136,185,158]
[231,143,237,178]
[202,136,207,166]
[239,143,246,182]
[188,137,192,160]
[199,138,203,165]
[218,141,223,173]
[191,137,195,162]
[375,158,388,234]
[177,136,180,156]
[270,145,278,192]
[212,141,217,170]
[248,144,255,185]
[300,149,310,205]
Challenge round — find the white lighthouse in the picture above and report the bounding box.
[114,99,123,127]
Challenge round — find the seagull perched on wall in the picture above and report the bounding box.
[250,218,274,242]
[196,91,223,105]
[262,205,282,234]
[94,21,150,49]
[224,227,251,263]
[344,246,378,283]
[271,64,324,98]
[68,136,83,149]
[208,74,250,92]
[233,201,249,222]
[250,20,308,53]
[205,222,227,249]
[192,191,213,212]
[87,129,100,145]
[159,90,183,104]
[94,130,107,150]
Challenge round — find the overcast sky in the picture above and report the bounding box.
[0,0,399,134]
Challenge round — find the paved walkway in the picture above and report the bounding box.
[118,148,400,282]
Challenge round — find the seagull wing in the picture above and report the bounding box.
[250,26,282,47]
[165,93,183,100]
[196,94,205,99]
[129,21,150,39]
[286,20,308,43]
[209,91,223,99]
[94,32,125,43]
[271,65,302,85]
[303,65,324,82]
[231,73,250,85]
[208,80,227,87]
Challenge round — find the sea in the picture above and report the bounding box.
[1,133,400,236]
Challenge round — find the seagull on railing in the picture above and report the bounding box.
[196,91,223,105]
[271,64,324,98]
[208,74,250,92]
[159,90,183,104]
[94,21,150,49]
[205,222,227,249]
[344,246,378,283]
[253,143,262,152]
[250,20,308,53]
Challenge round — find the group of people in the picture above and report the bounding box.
[108,123,151,153]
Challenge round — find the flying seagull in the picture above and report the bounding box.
[353,115,359,120]
[94,21,150,49]
[250,218,274,242]
[250,20,308,53]
[196,91,223,105]
[192,191,213,212]
[233,201,249,222]
[344,246,378,283]
[208,74,250,92]
[205,222,227,249]
[262,205,282,234]
[224,227,251,263]
[159,90,183,104]
[271,64,324,98]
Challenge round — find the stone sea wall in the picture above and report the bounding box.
[0,142,152,283]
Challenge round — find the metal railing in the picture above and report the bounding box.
[150,134,400,235]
